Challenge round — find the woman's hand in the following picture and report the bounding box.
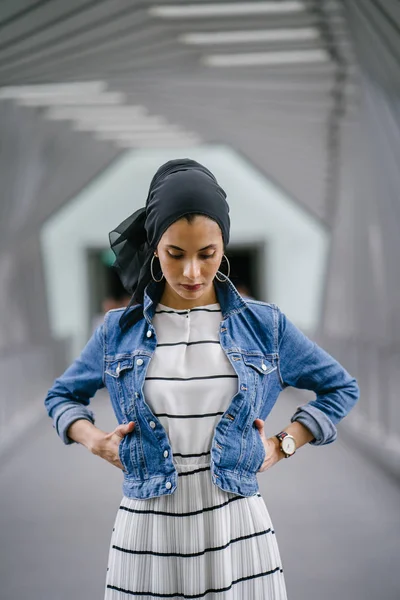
[89,421,135,471]
[254,418,284,472]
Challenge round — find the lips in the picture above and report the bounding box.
[181,284,202,291]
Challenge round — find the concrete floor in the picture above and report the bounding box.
[0,389,399,600]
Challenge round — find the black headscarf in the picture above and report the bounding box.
[109,158,230,308]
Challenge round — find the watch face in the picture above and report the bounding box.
[282,436,296,455]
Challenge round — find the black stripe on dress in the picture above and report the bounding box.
[173,451,211,458]
[145,375,237,382]
[155,308,221,314]
[157,340,220,348]
[155,412,224,419]
[178,466,210,477]
[106,566,284,598]
[188,308,222,313]
[112,528,273,558]
[119,494,262,518]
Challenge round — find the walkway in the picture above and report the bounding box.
[0,390,399,599]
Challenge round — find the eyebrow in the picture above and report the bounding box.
[166,244,217,252]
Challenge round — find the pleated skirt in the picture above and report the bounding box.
[104,457,287,599]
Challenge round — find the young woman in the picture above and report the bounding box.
[45,159,359,599]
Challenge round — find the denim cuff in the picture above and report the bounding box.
[53,403,95,445]
[290,404,337,446]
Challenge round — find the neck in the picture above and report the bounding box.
[159,282,218,310]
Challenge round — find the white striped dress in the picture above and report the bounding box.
[105,302,287,599]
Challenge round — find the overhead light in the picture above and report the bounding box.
[16,92,125,107]
[45,105,148,121]
[0,81,106,100]
[150,2,305,18]
[72,114,165,126]
[180,28,319,45]
[96,131,201,143]
[204,48,329,67]
[115,138,201,149]
[0,80,201,149]
[72,119,170,133]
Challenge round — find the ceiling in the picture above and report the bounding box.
[0,0,369,226]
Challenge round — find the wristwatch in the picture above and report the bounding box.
[275,431,296,458]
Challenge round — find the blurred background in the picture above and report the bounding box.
[0,1,399,599]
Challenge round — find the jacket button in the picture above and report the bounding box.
[165,481,172,490]
[146,330,152,338]
[163,450,169,458]
[261,363,267,371]
[149,421,156,429]
[136,358,144,366]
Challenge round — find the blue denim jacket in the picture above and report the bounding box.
[45,277,359,499]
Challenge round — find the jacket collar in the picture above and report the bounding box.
[143,277,247,324]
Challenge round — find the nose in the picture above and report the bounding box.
[183,259,201,281]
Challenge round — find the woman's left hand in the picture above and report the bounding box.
[254,418,285,472]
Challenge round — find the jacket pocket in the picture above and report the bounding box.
[242,354,276,375]
[255,429,266,472]
[246,425,266,473]
[241,353,277,410]
[118,432,138,478]
[118,436,128,473]
[105,356,136,418]
[105,356,134,378]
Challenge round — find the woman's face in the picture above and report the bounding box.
[156,215,224,307]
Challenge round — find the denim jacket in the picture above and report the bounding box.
[45,277,359,500]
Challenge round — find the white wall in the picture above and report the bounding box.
[40,145,328,359]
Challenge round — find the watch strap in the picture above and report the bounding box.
[275,431,288,443]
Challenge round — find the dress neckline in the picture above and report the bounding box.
[157,301,220,313]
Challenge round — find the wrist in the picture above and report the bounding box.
[269,436,285,459]
[67,419,103,451]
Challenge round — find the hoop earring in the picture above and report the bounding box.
[215,254,230,282]
[150,254,164,283]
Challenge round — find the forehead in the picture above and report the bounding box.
[160,216,223,245]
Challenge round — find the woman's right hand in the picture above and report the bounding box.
[89,421,135,471]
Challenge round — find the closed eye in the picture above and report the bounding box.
[167,253,216,260]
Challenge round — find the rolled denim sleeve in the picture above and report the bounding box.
[44,324,105,444]
[277,309,359,446]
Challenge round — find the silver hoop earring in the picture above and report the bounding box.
[150,255,164,283]
[215,254,230,282]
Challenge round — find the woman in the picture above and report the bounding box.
[45,159,359,599]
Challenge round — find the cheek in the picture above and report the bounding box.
[209,256,222,271]
[161,260,179,278]
[202,257,222,278]
[159,256,191,281]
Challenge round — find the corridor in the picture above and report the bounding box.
[0,390,399,600]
